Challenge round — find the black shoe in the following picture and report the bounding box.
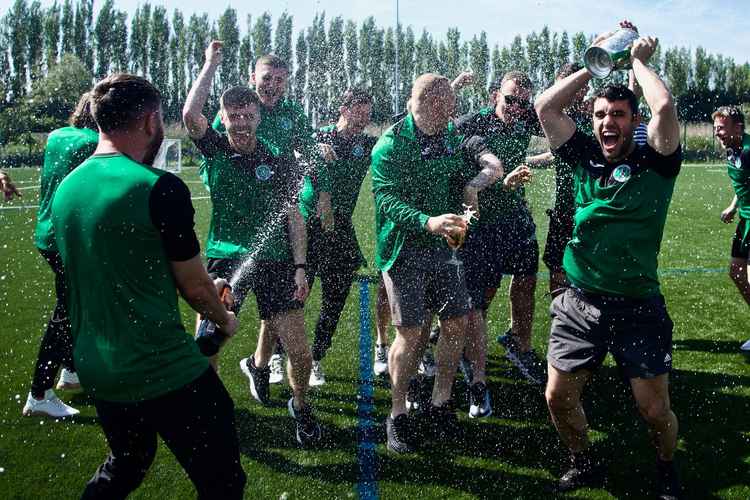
[557,453,605,492]
[468,382,492,418]
[240,357,270,405]
[386,413,414,453]
[656,459,682,500]
[426,403,460,443]
[287,398,322,447]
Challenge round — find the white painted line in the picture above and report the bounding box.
[17,185,40,190]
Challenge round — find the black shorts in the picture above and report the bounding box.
[542,208,574,273]
[731,218,750,259]
[206,258,303,320]
[462,208,539,310]
[307,217,364,278]
[548,288,673,379]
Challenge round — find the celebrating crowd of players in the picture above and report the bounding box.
[3,19,750,500]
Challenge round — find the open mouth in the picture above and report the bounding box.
[601,130,619,152]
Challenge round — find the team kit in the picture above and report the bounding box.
[4,21,750,500]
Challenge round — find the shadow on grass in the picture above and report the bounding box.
[673,338,748,355]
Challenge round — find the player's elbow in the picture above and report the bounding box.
[649,94,675,117]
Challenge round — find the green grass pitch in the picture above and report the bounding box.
[0,164,748,499]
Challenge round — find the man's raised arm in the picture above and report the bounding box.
[535,68,591,150]
[630,37,680,155]
[183,41,223,140]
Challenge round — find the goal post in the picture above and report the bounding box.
[153,139,182,174]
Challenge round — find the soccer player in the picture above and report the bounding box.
[713,105,750,351]
[300,88,377,385]
[0,169,21,200]
[535,35,683,497]
[455,71,546,388]
[372,73,502,453]
[183,41,321,446]
[22,93,98,418]
[213,53,333,385]
[52,73,245,499]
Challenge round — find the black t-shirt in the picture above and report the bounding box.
[148,172,200,262]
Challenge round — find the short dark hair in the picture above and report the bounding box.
[255,54,289,72]
[69,91,97,130]
[340,88,373,108]
[220,86,262,110]
[91,74,161,133]
[712,105,745,128]
[556,62,583,80]
[593,84,639,116]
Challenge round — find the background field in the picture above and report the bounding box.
[1,164,749,499]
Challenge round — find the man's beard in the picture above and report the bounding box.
[142,128,164,166]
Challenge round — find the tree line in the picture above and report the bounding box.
[1,0,749,146]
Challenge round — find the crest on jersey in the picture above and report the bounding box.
[444,138,455,155]
[352,144,365,158]
[612,164,632,183]
[255,164,274,181]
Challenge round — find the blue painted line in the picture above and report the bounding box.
[356,279,379,500]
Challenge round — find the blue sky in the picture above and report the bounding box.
[9,0,750,65]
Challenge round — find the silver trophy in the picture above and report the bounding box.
[584,28,640,79]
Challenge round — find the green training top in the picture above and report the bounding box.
[212,97,330,192]
[371,114,480,272]
[194,128,303,261]
[34,126,98,251]
[555,129,683,298]
[52,153,208,402]
[726,133,750,219]
[454,107,543,225]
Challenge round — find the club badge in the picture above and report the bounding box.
[280,117,293,130]
[352,144,365,158]
[612,164,631,183]
[255,164,274,181]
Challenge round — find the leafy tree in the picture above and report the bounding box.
[217,7,240,87]
[252,12,272,59]
[43,2,61,69]
[293,30,307,104]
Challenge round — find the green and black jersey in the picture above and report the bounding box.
[454,107,543,226]
[212,97,330,192]
[194,128,304,262]
[371,114,485,272]
[726,133,750,218]
[550,109,594,221]
[34,126,98,251]
[554,128,682,298]
[52,153,206,403]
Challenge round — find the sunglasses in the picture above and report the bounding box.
[502,94,531,108]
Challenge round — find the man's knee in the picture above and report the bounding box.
[637,395,671,425]
[545,386,579,414]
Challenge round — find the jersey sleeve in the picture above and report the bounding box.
[149,173,201,262]
[192,127,224,160]
[643,143,683,179]
[553,128,598,171]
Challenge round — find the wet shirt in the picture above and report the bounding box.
[454,107,543,225]
[555,128,682,298]
[34,126,99,251]
[212,98,330,192]
[298,124,378,222]
[51,153,207,402]
[194,128,303,261]
[371,113,486,272]
[726,133,750,219]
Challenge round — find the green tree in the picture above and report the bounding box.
[293,30,307,104]
[239,15,252,82]
[445,27,461,80]
[43,1,61,70]
[370,27,388,121]
[274,12,293,64]
[60,0,73,55]
[328,16,346,106]
[129,4,151,75]
[399,26,415,103]
[94,0,115,78]
[8,0,28,100]
[469,31,490,107]
[187,13,210,86]
[149,6,169,95]
[358,17,375,86]
[217,7,240,87]
[111,10,128,72]
[74,0,93,74]
[571,31,587,64]
[538,26,553,89]
[252,12,272,59]
[344,20,358,87]
[27,1,45,82]
[557,31,570,70]
[0,25,11,104]
[509,35,527,73]
[306,13,328,123]
[169,9,187,121]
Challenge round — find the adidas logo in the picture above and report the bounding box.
[664,353,672,363]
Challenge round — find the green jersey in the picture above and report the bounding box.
[454,107,543,225]
[212,97,330,192]
[34,126,98,251]
[726,133,750,219]
[194,128,303,261]
[52,153,208,402]
[371,114,483,272]
[555,129,683,298]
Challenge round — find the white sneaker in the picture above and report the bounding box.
[417,348,436,378]
[309,360,326,387]
[374,344,389,376]
[269,353,285,384]
[56,368,82,391]
[741,339,750,351]
[22,389,79,418]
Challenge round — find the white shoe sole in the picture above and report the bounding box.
[741,339,750,351]
[56,381,82,391]
[309,377,325,387]
[22,406,79,418]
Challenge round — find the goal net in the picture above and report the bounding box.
[153,139,182,173]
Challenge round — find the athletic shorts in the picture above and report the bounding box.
[307,217,364,278]
[206,258,303,320]
[731,217,750,259]
[381,246,471,327]
[462,208,539,310]
[542,208,574,273]
[548,288,674,379]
